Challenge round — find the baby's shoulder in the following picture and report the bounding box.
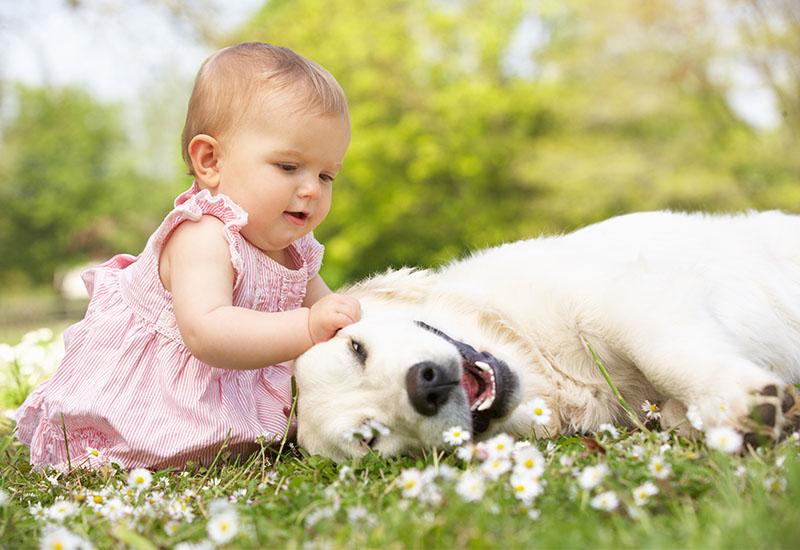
[166,214,227,250]
[159,215,232,288]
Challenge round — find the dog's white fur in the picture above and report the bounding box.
[295,211,800,461]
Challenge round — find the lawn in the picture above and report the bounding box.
[1,330,799,549]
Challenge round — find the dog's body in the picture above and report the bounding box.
[295,211,800,461]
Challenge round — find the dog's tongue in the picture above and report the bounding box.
[461,370,481,402]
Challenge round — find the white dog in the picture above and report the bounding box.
[295,211,800,461]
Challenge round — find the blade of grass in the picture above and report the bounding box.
[579,334,648,431]
[274,376,298,469]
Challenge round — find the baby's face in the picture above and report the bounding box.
[216,103,350,257]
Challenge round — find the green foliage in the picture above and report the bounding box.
[238,0,799,287]
[0,1,798,288]
[0,86,176,288]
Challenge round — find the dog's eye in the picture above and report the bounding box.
[350,338,367,363]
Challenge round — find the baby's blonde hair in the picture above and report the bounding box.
[181,42,349,175]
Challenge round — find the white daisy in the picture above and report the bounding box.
[456,471,486,502]
[207,510,239,544]
[344,419,390,442]
[0,489,8,507]
[443,426,471,446]
[523,398,552,426]
[338,465,353,481]
[163,520,180,537]
[39,526,90,550]
[705,425,743,454]
[763,477,786,494]
[559,454,574,468]
[434,464,459,481]
[481,457,513,480]
[483,433,515,459]
[46,499,78,522]
[29,502,47,521]
[527,508,542,520]
[648,456,672,479]
[686,404,704,430]
[590,490,619,511]
[417,484,443,506]
[167,499,195,523]
[455,443,479,462]
[100,497,129,521]
[641,400,661,420]
[127,468,153,491]
[628,445,645,461]
[598,423,619,438]
[509,472,544,503]
[577,463,609,490]
[397,469,423,499]
[513,446,546,477]
[632,481,659,506]
[205,498,233,516]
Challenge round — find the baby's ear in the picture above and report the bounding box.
[187,134,221,189]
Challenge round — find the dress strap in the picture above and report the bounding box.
[151,182,249,278]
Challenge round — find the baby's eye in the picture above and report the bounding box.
[276,163,297,172]
[320,173,335,184]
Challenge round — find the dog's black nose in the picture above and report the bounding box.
[406,361,458,416]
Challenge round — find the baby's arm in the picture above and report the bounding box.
[162,216,357,370]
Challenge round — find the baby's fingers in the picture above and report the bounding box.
[338,298,361,324]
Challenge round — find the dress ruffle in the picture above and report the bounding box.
[153,183,249,281]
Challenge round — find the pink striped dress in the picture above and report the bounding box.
[15,182,323,470]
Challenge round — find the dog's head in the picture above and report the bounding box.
[294,316,520,462]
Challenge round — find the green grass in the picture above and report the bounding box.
[1,423,798,549]
[1,327,799,549]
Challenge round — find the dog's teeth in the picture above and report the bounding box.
[477,393,495,411]
[475,361,491,372]
[471,401,480,412]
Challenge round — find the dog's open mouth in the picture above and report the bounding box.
[462,360,496,412]
[459,353,515,433]
[415,321,519,434]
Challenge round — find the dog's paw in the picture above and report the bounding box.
[740,384,800,447]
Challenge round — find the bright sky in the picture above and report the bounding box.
[0,0,781,129]
[0,0,262,102]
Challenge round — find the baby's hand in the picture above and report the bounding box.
[308,294,361,344]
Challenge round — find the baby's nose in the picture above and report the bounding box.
[298,177,321,198]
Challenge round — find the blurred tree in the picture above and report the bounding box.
[238,0,558,285]
[734,0,799,137]
[1,0,798,290]
[236,0,798,287]
[0,86,166,287]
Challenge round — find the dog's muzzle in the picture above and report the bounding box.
[413,321,518,433]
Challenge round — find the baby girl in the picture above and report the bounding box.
[15,42,360,470]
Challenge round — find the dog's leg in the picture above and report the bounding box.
[612,325,799,444]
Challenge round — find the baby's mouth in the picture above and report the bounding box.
[285,211,309,223]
